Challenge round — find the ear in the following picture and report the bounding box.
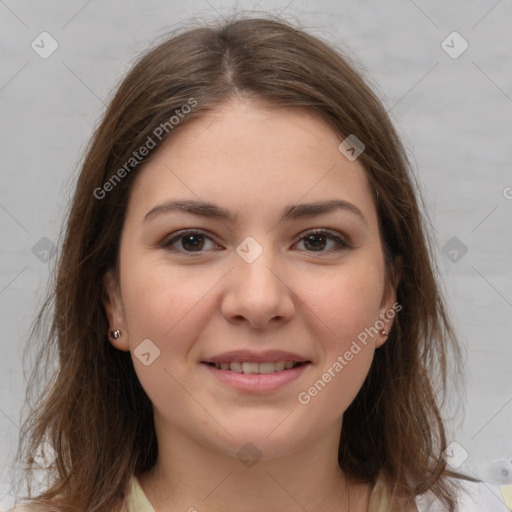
[375,256,402,348]
[102,269,130,351]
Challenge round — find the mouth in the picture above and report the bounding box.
[200,359,312,393]
[202,360,309,374]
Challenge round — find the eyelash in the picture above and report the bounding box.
[160,228,350,256]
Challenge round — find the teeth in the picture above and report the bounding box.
[242,362,260,374]
[212,360,301,373]
[229,361,243,373]
[274,361,285,371]
[258,362,277,374]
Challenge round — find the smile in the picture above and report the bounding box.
[201,361,311,393]
[205,360,303,374]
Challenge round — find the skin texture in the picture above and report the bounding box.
[103,97,398,511]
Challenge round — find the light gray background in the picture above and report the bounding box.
[1,0,511,509]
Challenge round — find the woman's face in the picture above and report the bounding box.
[104,98,398,460]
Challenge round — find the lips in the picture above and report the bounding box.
[200,349,311,392]
[201,359,311,393]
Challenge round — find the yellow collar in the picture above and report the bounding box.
[127,472,416,512]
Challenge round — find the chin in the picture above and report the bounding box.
[204,421,314,461]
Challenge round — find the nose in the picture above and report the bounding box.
[220,242,295,329]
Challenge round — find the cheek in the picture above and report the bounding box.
[306,261,383,345]
[121,259,211,341]
[294,262,383,413]
[118,260,217,414]
[119,258,223,398]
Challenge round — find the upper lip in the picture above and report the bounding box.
[202,350,311,364]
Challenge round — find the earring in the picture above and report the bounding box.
[380,329,388,337]
[109,329,121,340]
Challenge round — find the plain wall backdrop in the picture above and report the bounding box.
[1,0,511,509]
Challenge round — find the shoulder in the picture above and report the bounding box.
[415,476,511,512]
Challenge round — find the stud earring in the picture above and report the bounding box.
[109,329,121,340]
[380,329,388,337]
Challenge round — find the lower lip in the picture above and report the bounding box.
[200,362,310,393]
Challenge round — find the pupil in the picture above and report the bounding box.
[182,234,204,251]
[304,234,326,251]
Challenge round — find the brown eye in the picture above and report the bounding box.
[161,230,220,254]
[180,234,206,251]
[303,233,328,251]
[294,230,350,253]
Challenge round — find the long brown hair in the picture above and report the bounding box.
[14,14,467,512]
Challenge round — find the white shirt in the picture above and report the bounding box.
[415,477,510,511]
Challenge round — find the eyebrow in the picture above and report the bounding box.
[144,198,368,227]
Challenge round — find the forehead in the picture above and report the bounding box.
[125,98,378,229]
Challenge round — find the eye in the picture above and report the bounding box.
[160,228,350,255]
[293,229,350,253]
[160,230,221,254]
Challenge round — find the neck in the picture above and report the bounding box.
[137,417,371,512]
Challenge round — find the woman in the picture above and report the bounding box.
[12,15,509,512]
